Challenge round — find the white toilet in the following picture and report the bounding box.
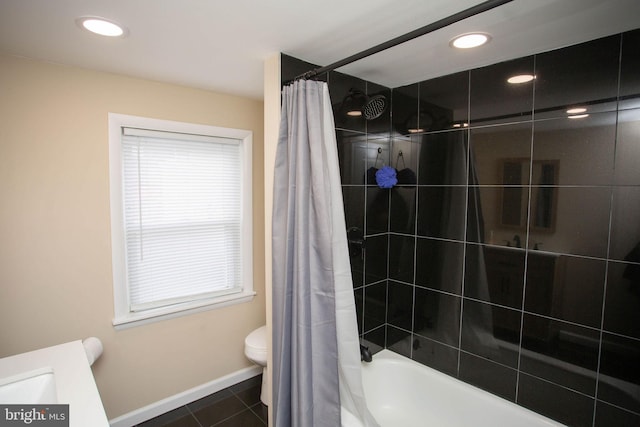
[244,325,269,405]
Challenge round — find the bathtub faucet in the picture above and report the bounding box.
[360,344,372,363]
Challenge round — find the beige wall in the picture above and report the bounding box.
[0,54,265,419]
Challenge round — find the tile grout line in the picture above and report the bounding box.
[591,32,625,427]
[184,404,204,427]
[207,397,257,427]
[228,380,268,425]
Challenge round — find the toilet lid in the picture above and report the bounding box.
[245,325,267,351]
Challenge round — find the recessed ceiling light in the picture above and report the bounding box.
[77,17,127,37]
[450,33,491,49]
[408,128,425,133]
[566,107,587,114]
[507,74,536,84]
[568,114,589,119]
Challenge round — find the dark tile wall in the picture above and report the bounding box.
[281,28,640,427]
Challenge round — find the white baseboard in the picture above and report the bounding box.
[109,365,262,427]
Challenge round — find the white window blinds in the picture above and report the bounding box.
[121,127,243,312]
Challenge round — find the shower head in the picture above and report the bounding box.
[363,94,387,120]
[340,89,387,121]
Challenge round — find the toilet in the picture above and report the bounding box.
[244,325,269,405]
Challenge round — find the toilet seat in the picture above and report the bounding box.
[243,325,269,405]
[244,325,267,362]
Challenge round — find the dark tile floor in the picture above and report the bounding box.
[135,375,267,427]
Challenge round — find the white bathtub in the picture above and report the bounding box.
[353,349,564,427]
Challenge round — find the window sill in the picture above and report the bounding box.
[112,290,256,330]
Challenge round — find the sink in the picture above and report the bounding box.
[0,367,57,403]
[0,340,109,426]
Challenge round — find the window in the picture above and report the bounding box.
[109,113,253,328]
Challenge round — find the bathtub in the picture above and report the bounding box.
[350,349,564,427]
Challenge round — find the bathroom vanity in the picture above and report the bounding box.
[0,340,109,426]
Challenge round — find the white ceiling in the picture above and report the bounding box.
[1,0,639,100]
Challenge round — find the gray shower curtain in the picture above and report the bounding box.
[417,131,497,351]
[272,80,378,427]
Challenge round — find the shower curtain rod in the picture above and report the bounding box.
[291,0,515,82]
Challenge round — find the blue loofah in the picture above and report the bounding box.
[375,165,398,188]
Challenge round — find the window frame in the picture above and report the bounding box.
[108,113,254,329]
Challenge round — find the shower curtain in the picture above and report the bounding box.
[272,80,379,427]
[417,131,497,351]
[464,146,499,353]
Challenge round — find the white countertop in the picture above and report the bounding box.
[0,340,109,427]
